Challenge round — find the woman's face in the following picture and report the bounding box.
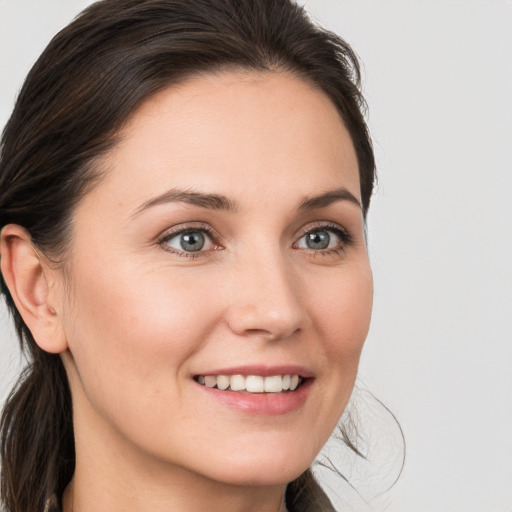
[57,71,373,487]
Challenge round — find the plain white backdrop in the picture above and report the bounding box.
[1,1,511,511]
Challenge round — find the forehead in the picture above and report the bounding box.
[83,70,360,215]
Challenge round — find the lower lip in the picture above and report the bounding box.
[196,379,313,415]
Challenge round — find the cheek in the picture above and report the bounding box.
[75,263,214,340]
[307,261,373,419]
[313,263,373,358]
[61,263,226,464]
[63,263,219,404]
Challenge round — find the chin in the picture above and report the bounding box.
[212,465,307,488]
[198,445,316,487]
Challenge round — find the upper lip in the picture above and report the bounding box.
[193,365,314,378]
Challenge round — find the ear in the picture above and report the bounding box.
[0,224,68,353]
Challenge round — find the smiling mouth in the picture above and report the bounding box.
[194,374,304,393]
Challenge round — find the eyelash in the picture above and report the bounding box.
[294,222,353,256]
[159,223,218,259]
[158,222,353,259]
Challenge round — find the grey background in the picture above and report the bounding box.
[1,1,511,511]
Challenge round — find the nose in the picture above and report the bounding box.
[224,250,310,341]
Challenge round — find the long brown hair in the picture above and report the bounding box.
[0,1,376,511]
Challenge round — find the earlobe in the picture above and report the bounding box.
[0,224,68,354]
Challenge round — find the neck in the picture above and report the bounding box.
[62,478,288,512]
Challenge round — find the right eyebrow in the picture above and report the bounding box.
[131,188,240,218]
[297,187,361,212]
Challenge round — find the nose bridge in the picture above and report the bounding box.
[225,242,308,340]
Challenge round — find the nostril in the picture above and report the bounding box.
[243,327,301,341]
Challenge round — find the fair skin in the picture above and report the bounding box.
[1,71,372,512]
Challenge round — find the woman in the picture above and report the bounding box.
[0,1,376,511]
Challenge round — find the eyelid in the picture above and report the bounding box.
[158,223,222,257]
[158,222,215,240]
[296,221,350,238]
[294,221,353,251]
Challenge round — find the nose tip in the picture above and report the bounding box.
[224,262,310,341]
[226,303,304,341]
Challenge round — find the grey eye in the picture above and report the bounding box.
[305,231,330,250]
[164,230,212,253]
[180,232,205,252]
[296,229,341,251]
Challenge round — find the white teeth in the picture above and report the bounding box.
[204,375,217,388]
[230,374,246,391]
[246,375,264,393]
[197,374,304,393]
[216,375,230,390]
[264,375,283,392]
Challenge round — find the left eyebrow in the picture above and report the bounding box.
[297,187,361,211]
[131,188,239,217]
